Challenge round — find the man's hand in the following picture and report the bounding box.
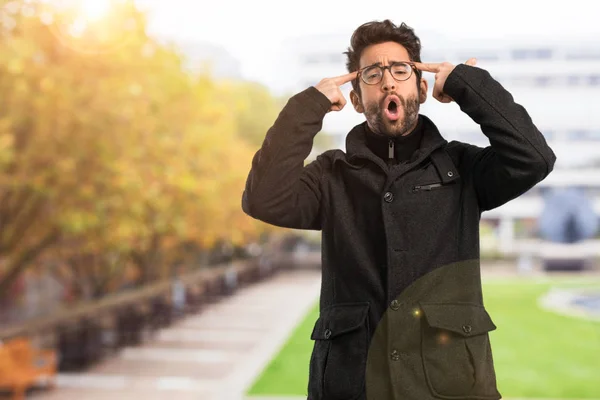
[413,58,477,103]
[314,71,358,112]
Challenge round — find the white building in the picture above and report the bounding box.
[173,40,243,79]
[274,31,600,252]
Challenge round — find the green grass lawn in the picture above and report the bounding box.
[247,277,600,399]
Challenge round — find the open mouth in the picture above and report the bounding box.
[388,100,398,114]
[384,96,400,121]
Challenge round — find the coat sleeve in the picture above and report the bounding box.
[443,64,557,211]
[241,86,332,230]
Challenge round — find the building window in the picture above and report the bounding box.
[534,76,552,86]
[565,50,600,60]
[584,131,600,140]
[511,48,553,60]
[567,75,581,86]
[567,130,588,140]
[566,130,600,141]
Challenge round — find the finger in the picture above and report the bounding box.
[336,96,347,110]
[332,71,359,86]
[412,62,442,73]
[439,94,453,103]
[435,90,453,103]
[464,58,477,66]
[331,103,344,112]
[330,94,347,112]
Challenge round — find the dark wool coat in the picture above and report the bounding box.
[242,64,556,400]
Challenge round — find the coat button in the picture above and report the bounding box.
[383,192,394,203]
[390,300,400,310]
[324,328,332,339]
[447,171,454,177]
[462,325,472,334]
[390,349,400,361]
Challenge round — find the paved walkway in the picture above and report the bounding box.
[24,260,600,400]
[29,268,322,400]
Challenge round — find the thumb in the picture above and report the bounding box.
[465,58,477,66]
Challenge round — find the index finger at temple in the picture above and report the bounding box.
[412,62,441,73]
[332,71,358,85]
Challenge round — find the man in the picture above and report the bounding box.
[242,20,556,400]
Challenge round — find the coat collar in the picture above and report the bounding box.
[363,116,424,164]
[346,114,448,172]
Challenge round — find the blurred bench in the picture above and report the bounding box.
[57,319,103,371]
[537,241,596,271]
[0,338,57,399]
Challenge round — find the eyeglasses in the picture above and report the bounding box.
[358,61,416,85]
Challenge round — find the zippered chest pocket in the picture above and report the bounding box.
[412,181,454,193]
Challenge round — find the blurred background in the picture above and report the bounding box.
[0,0,598,399]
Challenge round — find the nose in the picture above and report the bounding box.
[381,68,396,92]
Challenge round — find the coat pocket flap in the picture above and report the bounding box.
[310,302,369,340]
[419,302,496,337]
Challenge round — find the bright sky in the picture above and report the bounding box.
[133,0,600,87]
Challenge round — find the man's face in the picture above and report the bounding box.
[350,42,427,137]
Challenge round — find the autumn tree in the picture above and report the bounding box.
[0,0,280,298]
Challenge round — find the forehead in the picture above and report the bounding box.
[359,42,410,68]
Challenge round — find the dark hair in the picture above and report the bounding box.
[344,20,422,93]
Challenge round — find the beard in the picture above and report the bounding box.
[364,93,420,137]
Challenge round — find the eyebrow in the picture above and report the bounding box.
[362,60,410,68]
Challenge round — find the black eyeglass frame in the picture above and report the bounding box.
[357,61,420,85]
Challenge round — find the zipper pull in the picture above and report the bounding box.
[388,139,394,159]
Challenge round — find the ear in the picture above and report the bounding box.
[350,90,364,113]
[418,77,428,104]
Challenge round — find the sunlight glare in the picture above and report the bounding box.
[79,0,112,22]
